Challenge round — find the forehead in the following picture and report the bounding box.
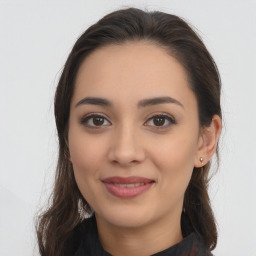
[72,41,196,108]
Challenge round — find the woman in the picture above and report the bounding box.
[36,8,222,256]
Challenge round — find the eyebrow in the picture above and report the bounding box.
[75,96,184,108]
[75,97,112,108]
[138,96,184,108]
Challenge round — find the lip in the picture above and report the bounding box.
[102,176,155,199]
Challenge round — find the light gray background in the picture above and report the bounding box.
[0,1,255,255]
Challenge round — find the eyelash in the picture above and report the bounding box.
[80,114,111,129]
[80,113,176,130]
[146,114,176,129]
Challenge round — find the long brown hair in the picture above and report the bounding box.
[36,8,222,256]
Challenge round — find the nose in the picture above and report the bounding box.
[107,124,146,167]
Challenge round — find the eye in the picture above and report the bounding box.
[145,114,176,129]
[80,114,111,128]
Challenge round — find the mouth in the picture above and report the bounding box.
[101,176,155,199]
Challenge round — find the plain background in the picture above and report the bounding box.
[0,1,255,255]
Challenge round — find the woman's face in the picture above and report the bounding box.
[68,42,204,229]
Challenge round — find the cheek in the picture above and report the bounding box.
[69,127,106,172]
[150,132,198,194]
[152,132,198,167]
[68,131,108,207]
[68,127,109,192]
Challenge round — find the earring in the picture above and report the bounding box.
[200,157,203,165]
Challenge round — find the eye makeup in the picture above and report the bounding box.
[79,112,177,131]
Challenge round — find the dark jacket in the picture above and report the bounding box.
[73,215,212,256]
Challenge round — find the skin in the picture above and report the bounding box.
[68,41,221,256]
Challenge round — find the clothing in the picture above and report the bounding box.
[73,215,212,256]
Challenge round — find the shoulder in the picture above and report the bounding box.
[185,233,213,256]
[73,216,109,256]
[180,212,213,256]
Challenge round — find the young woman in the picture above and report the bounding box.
[36,8,222,256]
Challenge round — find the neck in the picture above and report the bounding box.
[95,212,183,256]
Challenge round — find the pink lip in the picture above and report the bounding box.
[102,176,155,199]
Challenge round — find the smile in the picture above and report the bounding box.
[112,183,146,188]
[102,176,155,198]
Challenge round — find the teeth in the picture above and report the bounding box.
[114,183,145,188]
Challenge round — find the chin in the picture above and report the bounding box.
[96,206,153,229]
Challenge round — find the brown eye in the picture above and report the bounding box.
[153,116,165,126]
[93,116,104,126]
[80,114,111,128]
[145,114,176,129]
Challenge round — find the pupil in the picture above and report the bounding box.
[153,117,165,126]
[93,117,104,126]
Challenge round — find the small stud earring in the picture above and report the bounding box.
[200,157,203,164]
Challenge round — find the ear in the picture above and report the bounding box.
[194,115,222,167]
